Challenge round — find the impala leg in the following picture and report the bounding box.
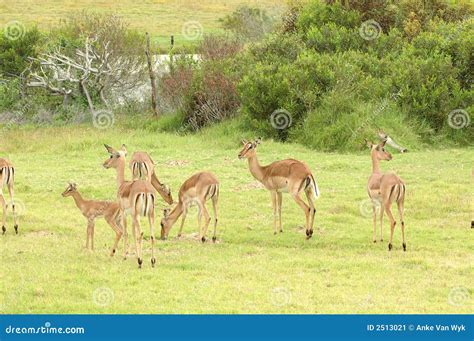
[105,212,123,257]
[379,201,384,242]
[132,214,143,268]
[178,206,187,238]
[398,201,406,251]
[0,192,6,235]
[122,214,129,259]
[292,192,310,239]
[305,190,315,236]
[211,195,218,243]
[271,191,278,235]
[86,219,94,250]
[7,183,18,234]
[385,203,396,251]
[200,203,211,243]
[277,192,283,233]
[372,204,377,243]
[149,210,156,267]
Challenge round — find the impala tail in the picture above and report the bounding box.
[134,192,155,217]
[132,162,150,180]
[205,183,219,201]
[1,167,14,186]
[307,174,320,199]
[388,182,405,203]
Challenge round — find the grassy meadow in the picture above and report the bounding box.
[0,0,287,47]
[0,118,472,314]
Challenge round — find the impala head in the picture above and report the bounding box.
[103,144,127,169]
[160,208,172,240]
[366,139,392,161]
[62,182,78,197]
[238,138,261,159]
[159,184,174,205]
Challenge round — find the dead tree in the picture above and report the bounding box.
[145,32,159,117]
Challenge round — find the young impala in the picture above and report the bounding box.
[103,144,157,268]
[366,139,406,251]
[62,183,123,255]
[129,151,173,205]
[0,158,18,235]
[238,138,320,239]
[160,172,219,243]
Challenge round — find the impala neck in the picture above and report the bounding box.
[166,202,183,229]
[371,152,381,174]
[115,157,126,188]
[71,191,86,211]
[247,155,265,182]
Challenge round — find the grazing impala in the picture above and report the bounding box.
[366,139,406,251]
[238,138,320,239]
[0,158,18,235]
[129,151,173,205]
[103,144,157,268]
[160,172,219,243]
[62,183,123,255]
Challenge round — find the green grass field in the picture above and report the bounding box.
[0,118,472,314]
[0,0,287,47]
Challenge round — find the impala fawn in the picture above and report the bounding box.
[366,139,407,251]
[62,183,123,256]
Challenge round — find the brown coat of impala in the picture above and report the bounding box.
[62,183,123,255]
[238,138,320,239]
[366,140,406,251]
[0,158,18,235]
[103,144,157,268]
[160,172,219,243]
[129,151,173,205]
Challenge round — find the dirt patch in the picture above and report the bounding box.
[234,181,264,192]
[164,160,190,167]
[26,230,54,237]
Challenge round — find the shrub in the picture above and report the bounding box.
[219,6,275,42]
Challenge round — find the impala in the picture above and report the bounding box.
[366,139,406,251]
[62,183,123,255]
[103,144,157,268]
[238,138,320,239]
[160,172,219,243]
[0,158,18,235]
[129,151,173,205]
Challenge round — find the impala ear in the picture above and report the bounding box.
[120,144,128,156]
[254,137,262,145]
[365,139,373,149]
[104,144,115,154]
[380,139,387,147]
[241,139,248,145]
[163,208,170,218]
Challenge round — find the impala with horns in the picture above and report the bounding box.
[129,151,173,205]
[62,183,123,256]
[366,139,407,251]
[0,158,18,235]
[160,172,219,243]
[238,138,320,239]
[103,144,157,268]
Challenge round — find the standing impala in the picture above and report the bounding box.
[366,139,406,251]
[160,172,219,243]
[0,158,18,235]
[62,183,123,256]
[129,151,173,205]
[238,138,320,239]
[103,144,157,268]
